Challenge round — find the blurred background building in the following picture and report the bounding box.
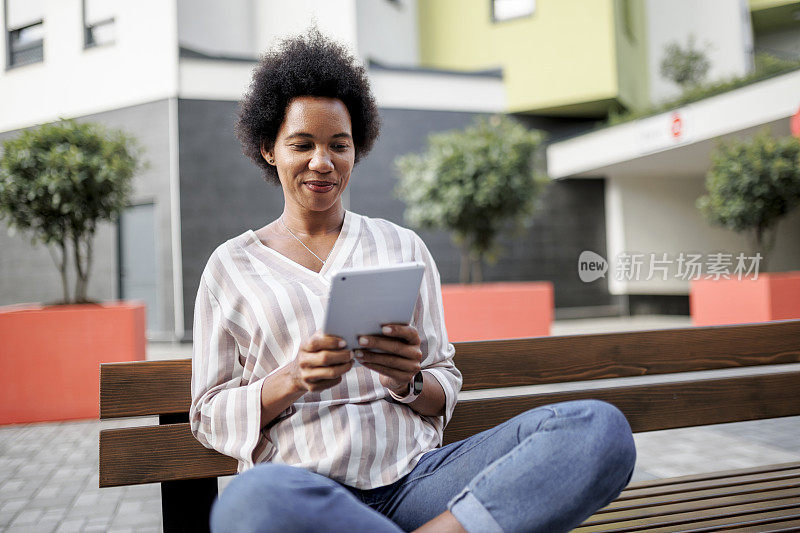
[1,0,799,340]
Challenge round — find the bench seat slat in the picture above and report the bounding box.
[728,517,800,531]
[623,462,800,490]
[99,423,237,487]
[575,498,800,532]
[583,486,800,526]
[443,371,800,444]
[626,508,800,532]
[616,469,800,502]
[456,320,800,390]
[602,476,800,513]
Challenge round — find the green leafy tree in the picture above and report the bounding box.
[697,130,800,271]
[395,115,548,283]
[0,120,143,304]
[660,35,711,89]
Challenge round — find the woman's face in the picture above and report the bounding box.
[263,96,355,215]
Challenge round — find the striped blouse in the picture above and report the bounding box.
[190,210,463,489]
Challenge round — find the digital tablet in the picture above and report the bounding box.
[323,262,425,352]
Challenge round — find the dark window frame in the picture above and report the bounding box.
[82,0,115,49]
[4,0,45,70]
[490,0,536,23]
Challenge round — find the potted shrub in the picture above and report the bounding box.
[395,115,553,341]
[692,130,800,326]
[0,120,146,424]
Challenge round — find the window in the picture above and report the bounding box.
[5,0,44,68]
[492,0,535,22]
[83,0,115,48]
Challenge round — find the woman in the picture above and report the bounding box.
[190,29,636,533]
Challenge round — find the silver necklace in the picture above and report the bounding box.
[280,217,331,265]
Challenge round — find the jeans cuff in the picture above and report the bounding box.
[448,487,503,533]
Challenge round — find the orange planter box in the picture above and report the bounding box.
[690,271,800,327]
[0,301,145,425]
[441,282,553,342]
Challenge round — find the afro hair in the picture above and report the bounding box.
[236,28,381,185]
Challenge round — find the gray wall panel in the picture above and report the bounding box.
[178,99,285,336]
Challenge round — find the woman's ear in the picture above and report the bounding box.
[260,142,275,165]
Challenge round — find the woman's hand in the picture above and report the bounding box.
[289,332,354,393]
[356,324,422,395]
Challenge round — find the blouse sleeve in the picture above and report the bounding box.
[411,233,463,437]
[189,273,266,470]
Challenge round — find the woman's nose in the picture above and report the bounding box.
[308,148,334,172]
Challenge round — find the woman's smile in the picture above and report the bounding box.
[304,179,337,193]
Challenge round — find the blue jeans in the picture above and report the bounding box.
[210,399,636,533]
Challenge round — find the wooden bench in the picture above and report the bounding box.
[99,319,800,532]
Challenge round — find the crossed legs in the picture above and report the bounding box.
[211,400,636,533]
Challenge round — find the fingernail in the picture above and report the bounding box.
[338,339,346,348]
[354,350,364,359]
[382,326,391,335]
[359,337,368,346]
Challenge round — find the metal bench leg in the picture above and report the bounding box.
[161,477,218,533]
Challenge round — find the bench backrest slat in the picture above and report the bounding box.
[98,370,800,487]
[456,320,800,390]
[99,423,237,487]
[100,360,192,418]
[443,370,800,444]
[99,321,800,418]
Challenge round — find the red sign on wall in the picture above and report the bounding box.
[792,107,800,138]
[671,112,683,139]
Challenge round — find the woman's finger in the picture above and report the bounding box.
[359,361,411,384]
[356,350,419,373]
[304,360,353,382]
[380,324,420,346]
[358,335,420,360]
[303,349,353,368]
[305,376,343,392]
[302,331,347,353]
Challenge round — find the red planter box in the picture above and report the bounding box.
[0,301,146,425]
[441,282,553,342]
[690,271,800,327]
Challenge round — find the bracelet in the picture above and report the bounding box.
[387,383,413,402]
[388,371,424,404]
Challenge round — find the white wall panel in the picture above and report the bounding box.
[177,0,254,57]
[547,69,800,179]
[254,0,359,56]
[0,0,178,132]
[7,0,44,28]
[178,59,506,113]
[646,0,753,104]
[355,0,418,66]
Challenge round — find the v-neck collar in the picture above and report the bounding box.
[246,210,361,283]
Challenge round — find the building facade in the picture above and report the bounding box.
[2,0,798,339]
[546,0,800,311]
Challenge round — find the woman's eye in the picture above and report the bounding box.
[290,144,312,150]
[332,144,350,151]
